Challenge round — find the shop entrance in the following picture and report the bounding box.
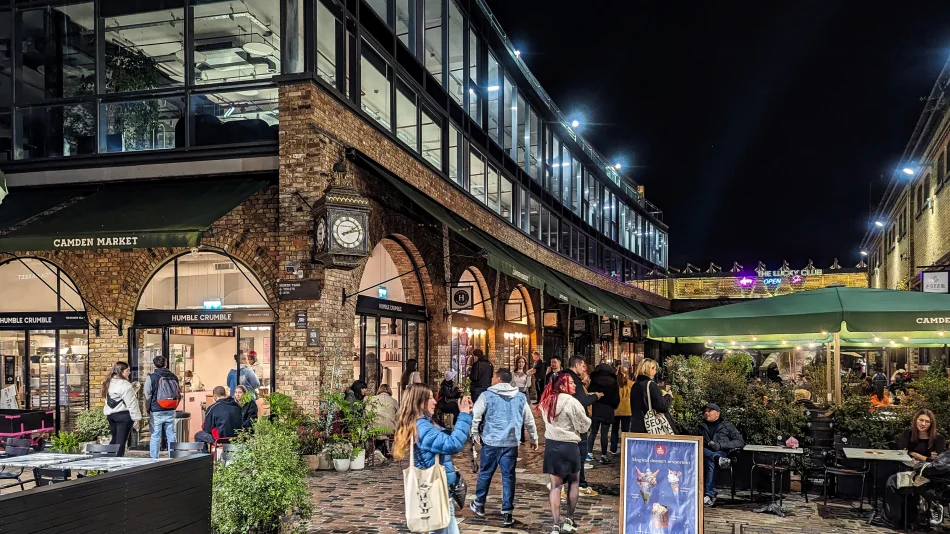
[132,251,275,445]
[0,258,89,432]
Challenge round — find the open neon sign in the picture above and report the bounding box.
[763,277,782,286]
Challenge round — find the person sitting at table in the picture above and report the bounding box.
[234,384,258,430]
[196,386,243,444]
[695,403,745,507]
[884,408,947,528]
[869,383,890,408]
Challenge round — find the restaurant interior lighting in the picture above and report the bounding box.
[781,340,787,345]
[730,340,736,345]
[752,336,757,341]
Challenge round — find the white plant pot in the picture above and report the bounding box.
[350,449,366,470]
[332,458,350,472]
[99,436,112,445]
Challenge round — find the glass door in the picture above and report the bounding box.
[59,329,88,431]
[362,316,379,393]
[29,330,57,415]
[0,331,25,408]
[381,318,402,396]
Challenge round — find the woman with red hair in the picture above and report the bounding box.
[537,372,591,534]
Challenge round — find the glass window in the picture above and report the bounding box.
[101,97,184,152]
[559,222,570,256]
[528,107,540,180]
[487,165,500,213]
[588,239,597,268]
[549,134,561,199]
[517,94,528,172]
[0,113,12,161]
[448,122,462,184]
[529,197,540,239]
[487,53,500,143]
[138,252,267,310]
[317,0,342,88]
[572,156,582,214]
[939,152,947,184]
[466,27,479,121]
[424,0,443,85]
[500,176,513,222]
[470,150,486,203]
[503,74,515,157]
[396,0,413,51]
[193,1,279,85]
[521,188,530,232]
[0,259,63,312]
[190,88,279,147]
[16,103,95,159]
[396,79,418,150]
[447,1,464,106]
[540,207,551,246]
[0,13,11,106]
[421,108,442,169]
[19,4,95,103]
[367,0,390,25]
[360,41,392,130]
[577,232,586,265]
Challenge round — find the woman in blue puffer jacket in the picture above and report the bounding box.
[394,383,474,534]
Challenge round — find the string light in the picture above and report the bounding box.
[941,331,946,337]
[730,340,736,345]
[873,336,880,342]
[903,336,909,341]
[795,345,802,351]
[821,331,828,336]
[808,343,816,349]
[781,340,787,345]
[752,336,757,341]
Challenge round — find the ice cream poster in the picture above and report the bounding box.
[620,434,702,534]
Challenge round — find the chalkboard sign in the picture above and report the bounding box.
[277,280,323,301]
[307,327,320,347]
[295,311,308,329]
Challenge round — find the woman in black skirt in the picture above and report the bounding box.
[537,372,592,534]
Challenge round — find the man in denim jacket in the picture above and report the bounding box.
[470,368,539,527]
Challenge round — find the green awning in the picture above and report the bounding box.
[0,177,272,252]
[0,186,95,231]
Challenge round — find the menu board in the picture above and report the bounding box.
[620,434,702,534]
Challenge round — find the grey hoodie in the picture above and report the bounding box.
[472,382,539,446]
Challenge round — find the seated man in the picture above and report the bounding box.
[695,403,745,507]
[196,386,243,444]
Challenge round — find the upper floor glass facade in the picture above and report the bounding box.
[3,0,668,278]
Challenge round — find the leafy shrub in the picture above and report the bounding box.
[49,431,81,453]
[325,441,353,460]
[262,392,303,428]
[829,389,908,449]
[212,418,313,534]
[75,409,110,442]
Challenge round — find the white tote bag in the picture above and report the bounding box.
[644,380,675,435]
[404,439,452,532]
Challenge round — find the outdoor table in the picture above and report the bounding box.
[0,453,92,469]
[842,447,911,526]
[744,444,804,517]
[57,457,167,473]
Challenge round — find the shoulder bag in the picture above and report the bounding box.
[404,438,452,532]
[643,380,674,435]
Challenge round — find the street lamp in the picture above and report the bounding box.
[614,163,622,170]
[901,162,934,176]
[860,250,868,256]
[571,119,580,128]
[873,220,885,227]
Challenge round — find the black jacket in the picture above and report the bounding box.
[532,358,545,381]
[587,363,620,420]
[438,380,461,405]
[696,418,745,451]
[470,357,494,392]
[565,368,598,408]
[203,397,243,440]
[241,398,259,430]
[630,374,672,433]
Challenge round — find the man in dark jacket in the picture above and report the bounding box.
[530,352,545,403]
[196,386,243,444]
[695,403,745,507]
[566,356,602,495]
[587,362,620,464]
[469,349,494,403]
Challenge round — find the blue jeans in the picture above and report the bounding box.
[474,444,518,513]
[150,410,177,459]
[703,448,725,498]
[429,499,458,534]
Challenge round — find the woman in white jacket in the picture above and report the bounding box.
[102,362,141,456]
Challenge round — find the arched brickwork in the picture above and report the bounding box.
[458,266,494,320]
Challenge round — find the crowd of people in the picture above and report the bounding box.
[101,353,261,458]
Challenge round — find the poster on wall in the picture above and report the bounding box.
[262,337,271,364]
[505,302,523,322]
[620,433,702,534]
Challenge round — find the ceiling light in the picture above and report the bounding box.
[237,89,260,97]
[860,250,868,256]
[224,106,235,118]
[874,220,885,227]
[571,120,580,128]
[730,340,736,345]
[243,42,273,57]
[706,339,713,344]
[487,85,500,91]
[740,345,746,349]
[940,331,945,337]
[781,340,787,344]
[808,343,816,348]
[752,336,757,341]
[821,331,828,336]
[903,167,917,175]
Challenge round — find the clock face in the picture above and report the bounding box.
[332,215,364,249]
[315,217,327,251]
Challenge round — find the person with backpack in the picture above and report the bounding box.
[143,355,181,459]
[102,362,141,457]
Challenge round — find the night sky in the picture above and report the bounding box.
[484,1,950,270]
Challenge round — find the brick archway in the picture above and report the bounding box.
[371,234,434,310]
[458,266,493,319]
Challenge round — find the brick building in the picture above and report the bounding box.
[0,0,669,437]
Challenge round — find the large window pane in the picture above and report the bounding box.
[548,134,561,198]
[16,103,95,159]
[396,79,418,150]
[424,0,443,85]
[447,1,464,105]
[193,1,280,85]
[317,0,341,88]
[102,97,184,152]
[528,107,540,180]
[503,74,515,157]
[487,165,500,213]
[516,93,527,170]
[466,28,479,121]
[561,151,573,207]
[19,4,95,103]
[367,0,390,25]
[361,41,392,130]
[421,108,442,169]
[189,88,279,147]
[550,214,559,250]
[449,122,462,184]
[0,14,12,106]
[470,150,486,203]
[396,0,413,51]
[540,207,551,246]
[103,8,184,92]
[529,197,540,239]
[521,188,530,232]
[487,53,500,143]
[559,222,571,256]
[573,157,582,214]
[0,113,12,161]
[500,176,513,222]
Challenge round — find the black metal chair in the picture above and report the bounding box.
[823,435,871,509]
[32,468,71,486]
[0,439,33,493]
[169,442,208,458]
[220,444,239,463]
[750,436,793,506]
[85,444,120,457]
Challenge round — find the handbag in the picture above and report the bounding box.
[643,380,674,435]
[450,472,467,509]
[404,439,452,532]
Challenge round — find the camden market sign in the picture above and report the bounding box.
[0,233,199,252]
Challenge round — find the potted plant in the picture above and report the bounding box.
[344,400,385,471]
[298,418,322,472]
[75,409,111,447]
[327,441,352,472]
[49,431,81,454]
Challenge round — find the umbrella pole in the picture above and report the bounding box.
[833,333,842,404]
[825,343,832,405]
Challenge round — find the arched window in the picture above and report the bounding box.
[137,251,267,310]
[0,258,84,312]
[459,268,486,317]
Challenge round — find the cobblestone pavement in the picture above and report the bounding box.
[306,438,918,534]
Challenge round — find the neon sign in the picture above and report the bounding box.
[790,274,805,285]
[738,277,755,287]
[763,277,782,286]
